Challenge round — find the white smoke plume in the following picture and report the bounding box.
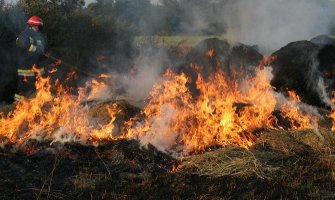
[87,45,170,108]
[222,0,335,54]
[117,49,168,105]
[306,57,334,108]
[316,77,334,107]
[139,104,180,153]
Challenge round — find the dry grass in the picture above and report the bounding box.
[178,146,279,179]
[178,126,335,187]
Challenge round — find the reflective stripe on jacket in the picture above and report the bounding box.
[14,93,24,101]
[16,27,47,71]
[17,68,44,76]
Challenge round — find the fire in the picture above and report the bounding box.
[207,49,215,58]
[91,104,119,141]
[83,74,114,101]
[330,95,335,131]
[258,55,277,70]
[0,72,121,146]
[280,91,316,129]
[331,109,335,132]
[126,67,315,154]
[0,63,319,155]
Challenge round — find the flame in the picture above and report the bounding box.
[86,79,110,100]
[280,91,316,129]
[125,67,315,154]
[0,72,120,146]
[99,74,109,78]
[0,62,318,155]
[48,68,58,74]
[330,95,335,131]
[258,55,277,70]
[83,74,114,101]
[331,109,335,132]
[207,49,215,58]
[91,104,119,141]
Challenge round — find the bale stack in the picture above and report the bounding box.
[178,38,263,96]
[270,39,335,107]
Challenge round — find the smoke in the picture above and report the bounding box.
[306,55,334,108]
[150,0,161,5]
[117,47,169,105]
[86,44,171,108]
[139,104,179,153]
[316,77,334,107]
[222,0,335,54]
[146,0,335,54]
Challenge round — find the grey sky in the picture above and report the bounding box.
[85,0,160,4]
[5,0,159,5]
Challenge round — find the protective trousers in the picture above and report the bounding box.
[15,67,44,101]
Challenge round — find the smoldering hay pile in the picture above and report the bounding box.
[270,39,335,108]
[2,38,335,199]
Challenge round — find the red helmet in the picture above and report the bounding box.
[27,16,43,26]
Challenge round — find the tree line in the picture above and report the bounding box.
[1,0,335,82]
[0,0,229,68]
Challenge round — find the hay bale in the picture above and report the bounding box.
[270,40,335,107]
[311,35,335,46]
[291,129,335,154]
[182,38,262,76]
[178,38,263,96]
[255,130,311,155]
[87,99,141,126]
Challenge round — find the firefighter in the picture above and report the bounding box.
[15,15,48,101]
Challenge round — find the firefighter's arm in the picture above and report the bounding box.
[35,37,47,55]
[16,33,30,51]
[35,44,45,55]
[17,33,39,54]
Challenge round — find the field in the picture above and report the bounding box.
[134,35,226,56]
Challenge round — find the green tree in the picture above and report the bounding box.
[17,0,136,72]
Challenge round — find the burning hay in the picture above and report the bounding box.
[0,59,321,155]
[1,36,335,198]
[178,38,263,96]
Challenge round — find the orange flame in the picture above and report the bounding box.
[331,109,335,132]
[0,64,318,155]
[258,55,277,70]
[330,94,335,131]
[0,73,121,146]
[125,67,315,154]
[281,91,316,129]
[207,49,215,58]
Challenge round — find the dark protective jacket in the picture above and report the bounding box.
[15,26,48,101]
[16,26,47,71]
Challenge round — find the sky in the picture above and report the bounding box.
[221,0,335,53]
[5,0,159,6]
[84,0,159,4]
